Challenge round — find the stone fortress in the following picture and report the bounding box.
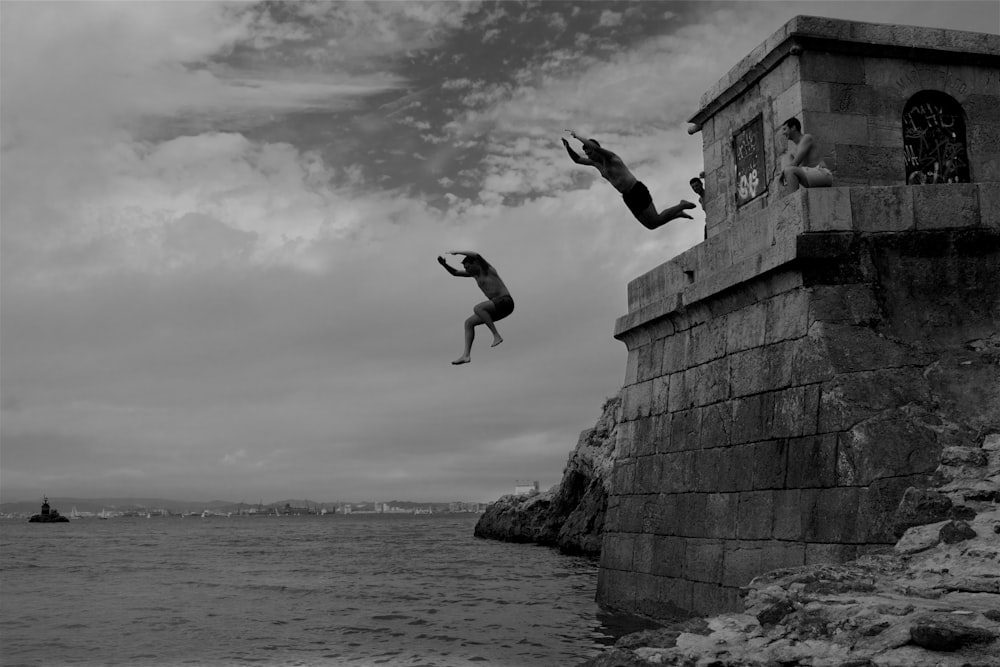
[598,16,1000,617]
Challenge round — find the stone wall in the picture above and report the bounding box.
[600,223,1000,617]
[597,15,1000,619]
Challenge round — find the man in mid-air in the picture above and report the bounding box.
[437,251,514,365]
[562,131,696,230]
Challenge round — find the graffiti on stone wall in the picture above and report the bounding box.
[902,91,970,185]
[733,115,766,205]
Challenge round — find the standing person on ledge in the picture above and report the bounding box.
[562,130,696,230]
[777,117,832,193]
[437,251,514,365]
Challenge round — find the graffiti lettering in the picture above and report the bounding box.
[733,115,766,205]
[902,91,969,184]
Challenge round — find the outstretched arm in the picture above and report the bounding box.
[562,138,595,166]
[438,256,470,277]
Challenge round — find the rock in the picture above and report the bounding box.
[939,520,977,544]
[474,394,620,556]
[940,446,989,467]
[892,488,955,537]
[909,616,996,651]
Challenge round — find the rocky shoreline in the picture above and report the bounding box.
[473,394,621,557]
[578,436,1000,667]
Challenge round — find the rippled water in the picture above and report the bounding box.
[0,514,636,666]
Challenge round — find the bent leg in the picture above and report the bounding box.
[782,166,806,193]
[473,301,503,347]
[637,200,695,230]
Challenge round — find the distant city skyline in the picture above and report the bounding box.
[3,2,997,504]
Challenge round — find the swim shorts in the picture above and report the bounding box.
[622,181,653,218]
[490,294,515,320]
[801,166,833,187]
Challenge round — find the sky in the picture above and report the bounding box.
[2,1,998,505]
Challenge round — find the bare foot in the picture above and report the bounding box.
[451,356,470,365]
[491,336,503,348]
[678,211,693,219]
[680,199,696,209]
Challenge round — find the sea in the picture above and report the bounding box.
[0,513,652,667]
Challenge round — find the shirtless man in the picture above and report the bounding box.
[777,117,832,193]
[562,131,696,230]
[437,251,514,365]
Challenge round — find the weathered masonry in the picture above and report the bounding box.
[598,16,1000,617]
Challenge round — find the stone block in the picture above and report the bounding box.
[851,186,914,232]
[657,577,695,616]
[807,111,869,146]
[690,357,731,407]
[635,454,663,494]
[807,284,880,325]
[799,51,865,84]
[760,540,806,572]
[660,331,689,375]
[838,145,906,185]
[861,474,933,543]
[973,151,1000,182]
[689,317,729,366]
[618,495,649,534]
[772,386,819,438]
[800,487,862,542]
[912,184,980,230]
[868,118,903,148]
[690,582,741,615]
[652,535,687,578]
[699,401,734,450]
[689,447,718,493]
[737,490,774,539]
[772,489,802,540]
[817,367,931,434]
[632,532,657,574]
[837,414,941,485]
[632,416,658,458]
[800,80,832,113]
[764,288,809,343]
[981,182,1000,230]
[651,375,670,416]
[721,443,755,493]
[660,452,688,494]
[610,460,636,497]
[643,493,679,535]
[655,413,674,454]
[623,347,640,386]
[813,322,916,374]
[729,346,769,398]
[685,538,725,583]
[634,573,666,617]
[786,434,838,488]
[601,532,637,571]
[733,392,775,444]
[828,83,873,116]
[726,303,767,353]
[596,567,635,610]
[669,408,700,453]
[751,439,788,490]
[804,187,853,231]
[705,492,739,539]
[969,121,1000,154]
[622,380,653,421]
[722,544,763,587]
[677,493,708,537]
[790,335,835,385]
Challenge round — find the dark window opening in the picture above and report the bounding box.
[902,91,970,184]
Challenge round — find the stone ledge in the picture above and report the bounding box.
[616,184,996,344]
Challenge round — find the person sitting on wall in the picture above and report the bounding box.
[776,117,832,193]
[562,131,696,230]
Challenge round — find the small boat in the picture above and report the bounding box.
[28,497,70,523]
